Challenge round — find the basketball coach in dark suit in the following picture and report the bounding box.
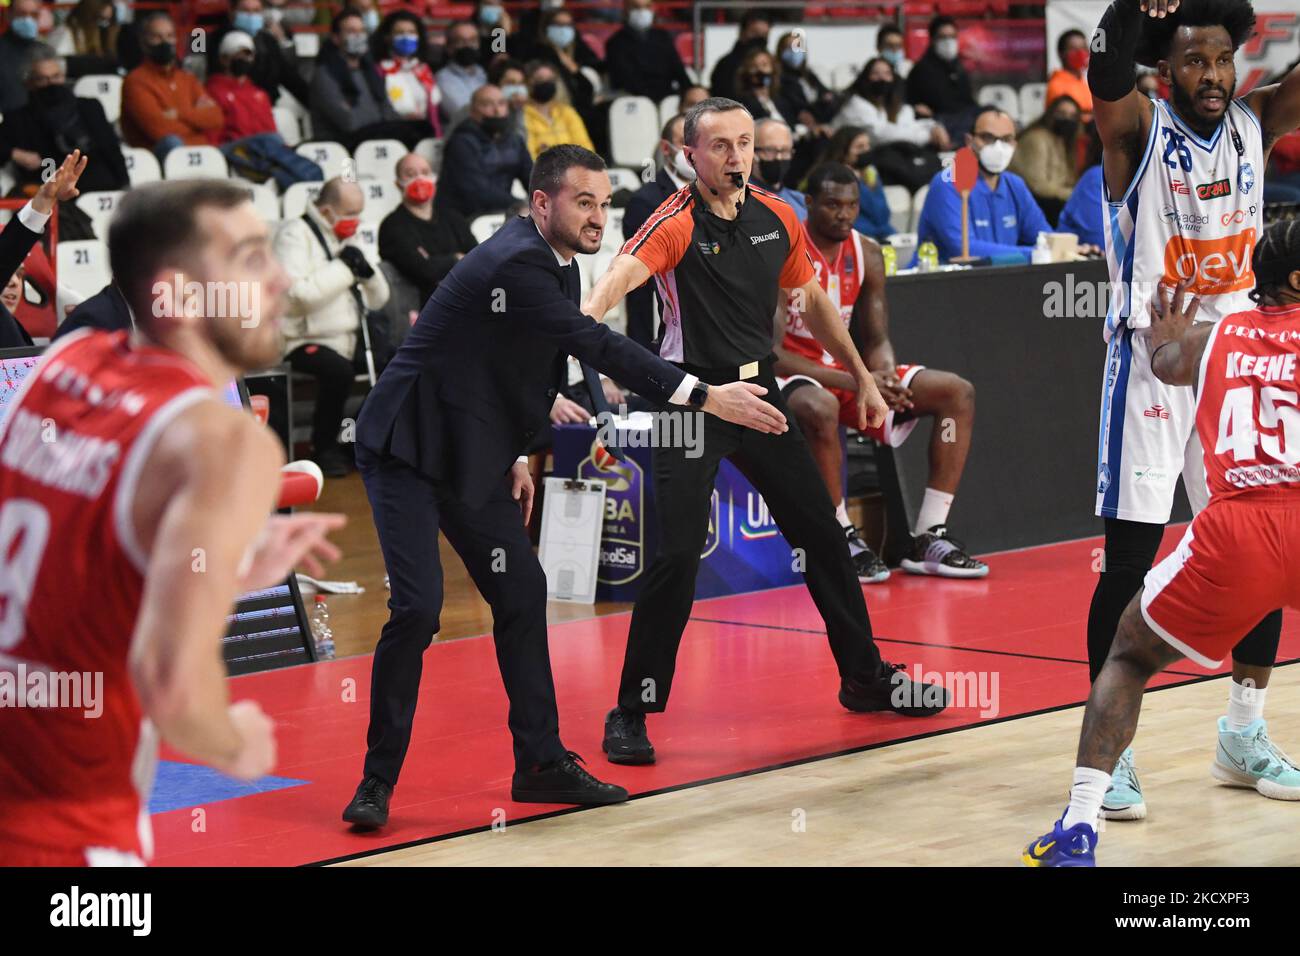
[341,144,787,828]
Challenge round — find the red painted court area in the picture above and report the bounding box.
[152,527,1300,866]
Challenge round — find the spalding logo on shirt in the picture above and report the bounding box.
[1162,227,1256,296]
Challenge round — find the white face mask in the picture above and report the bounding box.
[977,140,1015,175]
[934,37,959,61]
[672,147,696,182]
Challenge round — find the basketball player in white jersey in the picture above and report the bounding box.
[1085,0,1300,821]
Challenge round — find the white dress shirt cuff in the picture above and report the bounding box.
[17,202,50,233]
[668,373,699,405]
[516,455,529,463]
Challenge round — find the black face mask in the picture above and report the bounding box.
[849,151,872,169]
[230,57,253,77]
[757,158,790,187]
[531,80,556,103]
[747,72,772,89]
[480,114,509,136]
[452,46,480,67]
[1050,116,1079,138]
[864,79,893,99]
[147,40,175,65]
[31,84,76,111]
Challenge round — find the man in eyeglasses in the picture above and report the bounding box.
[750,118,805,219]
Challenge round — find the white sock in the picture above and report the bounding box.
[1227,679,1266,732]
[834,500,852,528]
[1062,766,1111,831]
[914,487,954,536]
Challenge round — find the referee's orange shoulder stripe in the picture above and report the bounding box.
[625,187,693,255]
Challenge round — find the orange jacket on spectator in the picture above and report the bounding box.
[206,72,277,144]
[1045,68,1092,118]
[121,58,224,149]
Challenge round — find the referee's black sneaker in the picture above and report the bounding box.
[846,525,890,584]
[342,774,392,829]
[602,706,655,765]
[512,751,629,805]
[839,660,950,717]
[900,525,989,578]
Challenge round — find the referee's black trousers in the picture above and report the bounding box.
[357,444,569,783]
[617,364,883,713]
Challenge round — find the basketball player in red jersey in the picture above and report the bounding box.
[1024,220,1300,866]
[774,162,985,583]
[0,174,346,867]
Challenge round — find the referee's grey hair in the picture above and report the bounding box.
[682,97,753,147]
[20,44,65,85]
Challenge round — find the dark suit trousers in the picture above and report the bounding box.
[358,445,568,782]
[617,365,883,713]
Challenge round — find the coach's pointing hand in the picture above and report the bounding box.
[702,381,789,434]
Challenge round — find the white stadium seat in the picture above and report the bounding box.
[658,94,680,129]
[281,180,324,219]
[57,240,111,301]
[469,213,505,244]
[829,63,859,93]
[1020,82,1047,125]
[292,32,320,59]
[121,146,161,185]
[353,221,382,263]
[606,167,642,196]
[608,95,659,169]
[359,179,401,219]
[73,74,123,124]
[163,145,229,180]
[601,208,625,254]
[910,184,929,233]
[245,184,281,223]
[272,106,301,146]
[352,138,408,181]
[414,137,443,174]
[75,190,124,238]
[295,141,351,180]
[883,184,912,235]
[977,83,1021,124]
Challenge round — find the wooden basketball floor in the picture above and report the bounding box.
[161,473,1300,867]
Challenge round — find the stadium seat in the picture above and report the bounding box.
[510,178,527,200]
[353,221,382,263]
[1020,82,1047,125]
[977,84,1021,124]
[245,183,281,223]
[608,95,659,169]
[56,240,111,301]
[272,106,301,146]
[601,208,625,254]
[414,137,443,174]
[75,190,124,238]
[658,94,680,129]
[359,179,401,219]
[72,74,123,124]
[163,145,229,180]
[295,141,351,180]
[469,213,505,244]
[910,183,929,233]
[883,184,912,235]
[292,32,320,59]
[606,166,643,196]
[353,138,409,180]
[121,145,161,185]
[281,180,324,219]
[829,63,859,93]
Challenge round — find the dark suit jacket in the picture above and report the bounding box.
[356,214,688,507]
[621,167,678,348]
[0,207,42,347]
[54,283,134,340]
[0,96,130,194]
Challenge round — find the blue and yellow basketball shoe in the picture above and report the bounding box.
[1021,816,1098,867]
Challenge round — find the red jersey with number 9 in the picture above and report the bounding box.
[0,329,213,863]
[1197,303,1300,502]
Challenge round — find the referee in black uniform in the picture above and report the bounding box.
[584,98,952,765]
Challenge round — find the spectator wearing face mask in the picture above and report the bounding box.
[816,125,892,241]
[876,24,913,80]
[621,112,693,347]
[2,0,55,112]
[436,20,488,126]
[709,10,769,101]
[436,84,533,219]
[208,31,323,190]
[378,152,477,306]
[487,57,528,138]
[208,0,311,108]
[471,1,513,63]
[905,16,978,140]
[836,57,949,151]
[522,60,593,158]
[522,8,601,116]
[1008,94,1083,226]
[55,0,125,78]
[914,108,1052,265]
[0,47,129,199]
[122,12,224,161]
[274,177,391,477]
[604,0,691,102]
[1046,29,1093,121]
[751,119,807,218]
[775,31,838,132]
[734,48,789,128]
[375,11,443,138]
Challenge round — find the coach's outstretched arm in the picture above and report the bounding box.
[1149,278,1211,385]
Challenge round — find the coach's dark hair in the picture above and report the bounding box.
[805,162,860,201]
[528,144,606,198]
[1250,219,1300,305]
[108,180,253,322]
[1135,0,1257,67]
[683,97,751,147]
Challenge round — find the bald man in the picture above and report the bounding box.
[437,83,534,219]
[380,152,478,304]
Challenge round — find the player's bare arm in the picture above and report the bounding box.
[796,277,886,430]
[851,238,912,411]
[1089,0,1160,202]
[1246,59,1300,160]
[1149,277,1210,385]
[771,317,857,391]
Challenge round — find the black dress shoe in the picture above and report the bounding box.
[315,447,351,479]
[511,751,629,805]
[602,706,655,765]
[839,660,950,717]
[342,775,392,828]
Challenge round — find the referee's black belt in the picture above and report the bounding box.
[672,355,774,386]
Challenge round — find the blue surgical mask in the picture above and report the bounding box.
[392,34,418,57]
[780,48,805,70]
[10,16,39,40]
[479,4,502,25]
[881,48,902,68]
[232,11,264,34]
[501,82,527,100]
[547,24,574,48]
[362,9,379,32]
[628,8,652,31]
[114,1,132,23]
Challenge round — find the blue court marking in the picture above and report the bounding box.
[148,760,309,814]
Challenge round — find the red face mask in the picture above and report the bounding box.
[1065,48,1090,72]
[404,178,435,203]
[332,217,360,240]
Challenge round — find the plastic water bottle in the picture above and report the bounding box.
[880,243,897,277]
[917,241,939,272]
[310,594,335,661]
[1032,232,1053,265]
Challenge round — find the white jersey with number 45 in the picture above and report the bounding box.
[1103,97,1264,341]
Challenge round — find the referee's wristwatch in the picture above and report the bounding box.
[687,380,709,408]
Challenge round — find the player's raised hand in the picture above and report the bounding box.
[702,381,788,434]
[238,512,347,592]
[1148,277,1200,351]
[1139,0,1179,17]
